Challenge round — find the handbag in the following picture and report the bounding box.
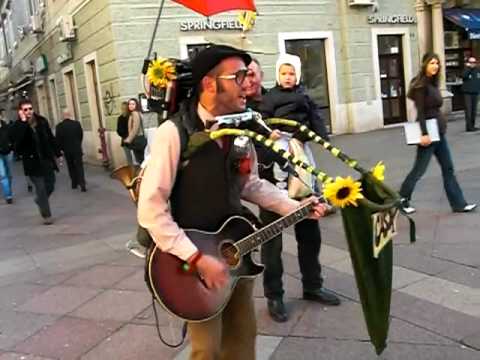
[287,138,314,199]
[128,114,147,152]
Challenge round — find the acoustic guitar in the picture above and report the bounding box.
[146,201,314,322]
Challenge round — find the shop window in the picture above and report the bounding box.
[284,38,331,132]
[378,36,400,55]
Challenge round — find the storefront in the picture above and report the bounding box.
[443,8,480,111]
[145,2,419,136]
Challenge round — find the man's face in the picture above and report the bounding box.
[213,57,248,114]
[244,61,263,99]
[21,103,34,120]
[467,57,477,68]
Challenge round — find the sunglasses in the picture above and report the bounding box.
[217,69,248,86]
[22,107,33,111]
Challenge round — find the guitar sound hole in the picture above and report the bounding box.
[219,242,240,267]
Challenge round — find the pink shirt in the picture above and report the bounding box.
[137,104,300,261]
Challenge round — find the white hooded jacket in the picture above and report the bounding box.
[275,53,302,86]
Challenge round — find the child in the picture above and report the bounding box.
[259,53,328,142]
[259,53,328,195]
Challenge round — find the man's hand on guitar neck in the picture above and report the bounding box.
[191,253,230,290]
[301,196,328,220]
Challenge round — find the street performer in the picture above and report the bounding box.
[137,44,328,360]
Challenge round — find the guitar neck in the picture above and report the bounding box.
[236,202,314,256]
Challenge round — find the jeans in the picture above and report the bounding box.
[464,93,478,131]
[260,208,323,300]
[0,153,13,200]
[399,134,467,211]
[122,146,134,165]
[30,161,56,218]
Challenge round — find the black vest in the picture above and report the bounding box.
[169,104,249,231]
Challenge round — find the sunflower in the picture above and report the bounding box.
[371,161,385,182]
[323,176,364,208]
[147,58,176,88]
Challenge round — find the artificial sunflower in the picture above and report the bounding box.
[323,176,364,208]
[371,161,385,182]
[147,58,176,88]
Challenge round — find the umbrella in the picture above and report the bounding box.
[172,0,256,17]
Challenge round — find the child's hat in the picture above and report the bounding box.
[276,53,302,85]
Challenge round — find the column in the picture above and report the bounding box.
[415,0,430,58]
[430,0,448,93]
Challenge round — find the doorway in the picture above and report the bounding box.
[283,38,332,133]
[378,35,407,125]
[35,82,49,120]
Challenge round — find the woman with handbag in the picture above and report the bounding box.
[124,98,146,164]
[399,53,476,214]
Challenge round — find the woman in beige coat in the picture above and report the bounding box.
[124,98,145,164]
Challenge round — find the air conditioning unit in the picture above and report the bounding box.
[30,15,44,34]
[348,0,376,6]
[58,15,76,41]
[445,31,460,49]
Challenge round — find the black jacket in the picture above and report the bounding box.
[259,85,329,142]
[116,114,129,146]
[0,120,13,155]
[56,118,83,156]
[409,80,447,135]
[462,67,480,94]
[10,114,61,176]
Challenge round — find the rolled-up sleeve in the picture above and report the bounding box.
[137,120,197,261]
[241,145,299,215]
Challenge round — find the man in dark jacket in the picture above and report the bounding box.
[462,56,480,132]
[56,109,86,192]
[244,58,340,323]
[10,100,62,224]
[0,117,13,204]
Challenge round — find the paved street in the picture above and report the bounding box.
[0,118,479,360]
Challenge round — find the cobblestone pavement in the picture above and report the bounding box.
[0,119,479,360]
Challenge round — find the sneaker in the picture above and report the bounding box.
[43,217,54,225]
[400,198,416,214]
[125,239,146,258]
[6,198,13,204]
[454,204,477,213]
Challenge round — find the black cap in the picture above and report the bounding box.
[191,44,252,85]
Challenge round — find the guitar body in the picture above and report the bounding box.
[147,216,264,322]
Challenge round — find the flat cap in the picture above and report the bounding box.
[191,44,252,85]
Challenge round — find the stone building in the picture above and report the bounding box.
[0,0,466,168]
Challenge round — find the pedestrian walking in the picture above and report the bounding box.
[55,109,87,192]
[10,100,62,224]
[400,53,477,214]
[116,101,134,165]
[245,56,339,323]
[124,98,146,164]
[462,56,480,132]
[0,117,13,204]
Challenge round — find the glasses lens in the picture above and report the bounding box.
[235,70,248,85]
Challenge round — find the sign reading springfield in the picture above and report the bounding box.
[368,15,417,24]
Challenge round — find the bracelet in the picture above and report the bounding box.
[182,251,203,273]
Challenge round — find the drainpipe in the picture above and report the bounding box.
[0,13,11,68]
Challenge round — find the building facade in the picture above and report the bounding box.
[0,0,453,168]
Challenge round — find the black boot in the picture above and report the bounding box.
[267,298,288,323]
[303,288,341,306]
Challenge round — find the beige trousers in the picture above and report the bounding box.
[188,279,256,360]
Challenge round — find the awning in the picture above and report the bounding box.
[444,8,480,40]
